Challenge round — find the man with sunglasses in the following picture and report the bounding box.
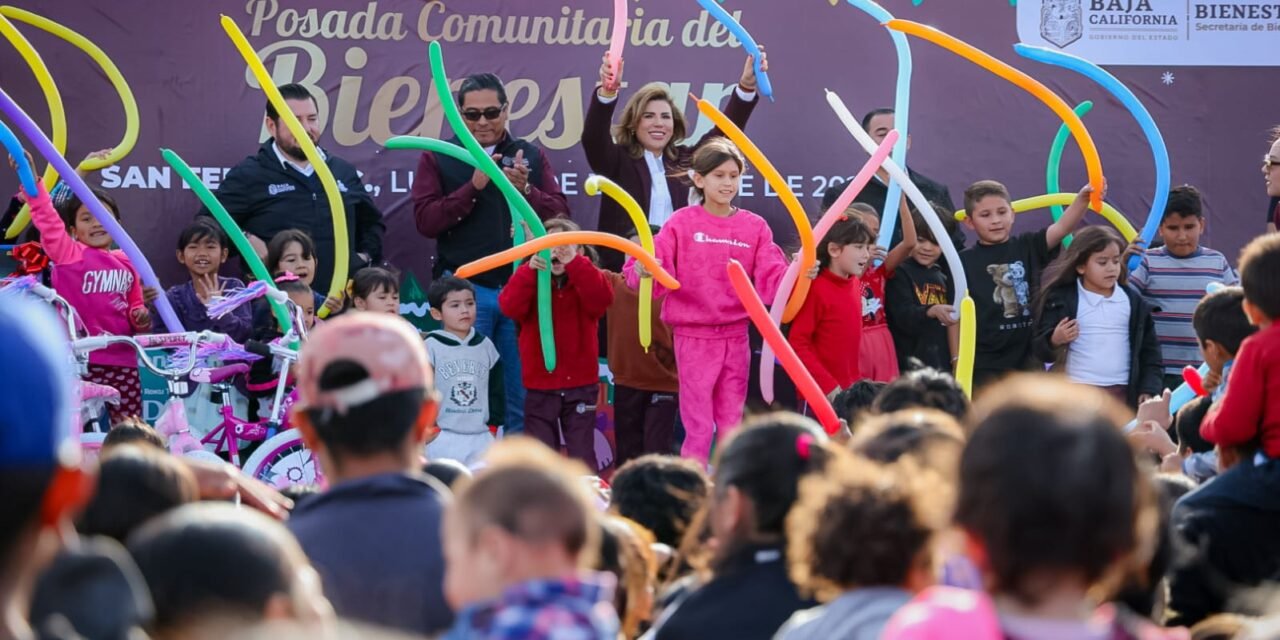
[412,72,570,437]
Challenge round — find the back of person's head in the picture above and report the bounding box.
[292,314,437,468]
[963,180,1011,217]
[788,450,940,600]
[609,454,711,548]
[1238,233,1280,321]
[955,375,1154,606]
[55,186,120,229]
[852,409,966,481]
[427,275,475,310]
[273,275,312,298]
[845,202,879,221]
[1193,286,1256,357]
[453,439,595,559]
[712,414,836,545]
[30,537,154,640]
[817,216,874,270]
[457,72,507,106]
[832,380,888,428]
[265,83,316,122]
[1164,184,1204,221]
[424,458,472,490]
[78,445,199,542]
[596,515,657,638]
[102,417,165,452]
[873,367,970,421]
[127,503,328,634]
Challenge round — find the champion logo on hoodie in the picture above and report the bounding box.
[267,183,297,196]
[693,232,750,248]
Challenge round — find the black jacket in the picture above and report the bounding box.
[885,258,954,372]
[1032,281,1162,407]
[206,141,384,292]
[654,543,815,640]
[1167,459,1280,627]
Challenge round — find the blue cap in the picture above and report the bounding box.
[0,293,76,467]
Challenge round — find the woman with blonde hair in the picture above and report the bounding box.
[582,49,768,269]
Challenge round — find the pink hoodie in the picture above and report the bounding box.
[625,205,788,335]
[28,185,146,367]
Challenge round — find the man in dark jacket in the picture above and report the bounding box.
[288,313,453,636]
[412,72,570,437]
[209,83,384,294]
[823,108,965,251]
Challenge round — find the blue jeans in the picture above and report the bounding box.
[472,282,525,435]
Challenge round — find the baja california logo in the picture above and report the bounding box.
[1041,0,1083,48]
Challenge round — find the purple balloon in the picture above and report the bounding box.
[0,86,183,333]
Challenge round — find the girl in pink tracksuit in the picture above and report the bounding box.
[27,182,151,419]
[626,139,788,463]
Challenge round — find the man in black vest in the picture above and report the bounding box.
[412,73,570,437]
[209,83,385,294]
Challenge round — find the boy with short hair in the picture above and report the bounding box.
[1168,237,1280,627]
[960,180,1095,388]
[426,275,503,465]
[1130,185,1239,391]
[1199,235,1280,457]
[442,439,620,640]
[886,208,959,373]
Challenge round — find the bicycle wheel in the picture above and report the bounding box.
[241,430,323,489]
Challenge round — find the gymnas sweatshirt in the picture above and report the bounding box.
[624,205,788,337]
[29,185,146,367]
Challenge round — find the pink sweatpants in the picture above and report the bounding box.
[674,326,749,464]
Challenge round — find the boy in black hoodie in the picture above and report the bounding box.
[886,209,958,372]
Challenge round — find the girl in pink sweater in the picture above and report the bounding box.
[627,139,789,463]
[27,182,150,419]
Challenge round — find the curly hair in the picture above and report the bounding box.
[787,451,937,601]
[609,455,711,548]
[852,409,966,482]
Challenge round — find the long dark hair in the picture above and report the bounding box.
[1035,225,1128,317]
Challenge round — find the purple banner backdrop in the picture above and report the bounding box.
[0,0,1272,288]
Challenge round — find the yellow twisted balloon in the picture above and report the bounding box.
[1,6,139,238]
[221,15,349,317]
[584,175,655,351]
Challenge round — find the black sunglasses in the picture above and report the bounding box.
[461,106,506,122]
[1265,155,1280,170]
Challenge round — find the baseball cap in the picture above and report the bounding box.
[294,313,434,416]
[0,292,78,468]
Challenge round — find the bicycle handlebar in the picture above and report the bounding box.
[72,331,233,379]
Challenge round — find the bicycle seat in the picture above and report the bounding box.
[189,363,251,384]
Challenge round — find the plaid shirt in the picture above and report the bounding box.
[444,573,619,640]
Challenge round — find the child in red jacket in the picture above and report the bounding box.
[499,218,614,470]
[789,216,875,408]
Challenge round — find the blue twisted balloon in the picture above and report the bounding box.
[0,119,38,194]
[846,0,911,255]
[1014,44,1169,272]
[696,0,773,101]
